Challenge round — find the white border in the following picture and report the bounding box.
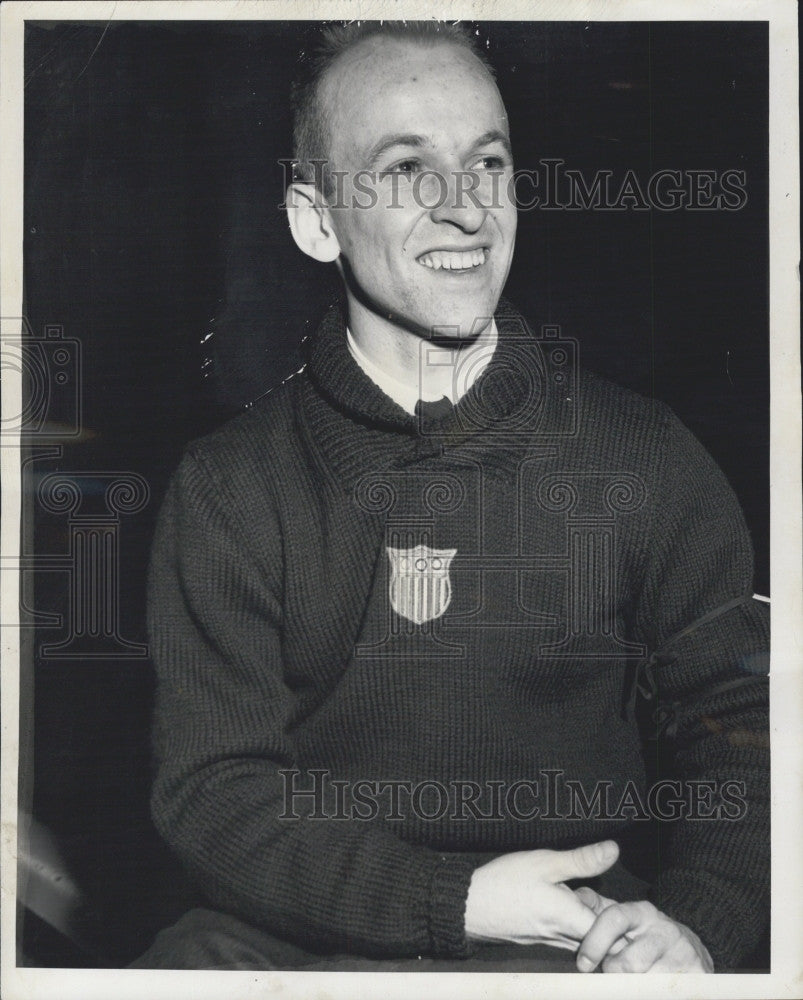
[1,2,799,998]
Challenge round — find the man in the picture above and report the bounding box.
[133,22,769,973]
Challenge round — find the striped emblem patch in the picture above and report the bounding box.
[386,545,457,625]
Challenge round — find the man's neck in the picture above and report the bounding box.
[346,311,498,417]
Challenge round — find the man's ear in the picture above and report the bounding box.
[286,183,341,263]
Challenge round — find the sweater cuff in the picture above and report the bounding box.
[427,854,478,958]
[649,869,768,970]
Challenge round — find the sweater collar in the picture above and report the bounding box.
[301,297,549,490]
[306,297,545,434]
[345,320,499,416]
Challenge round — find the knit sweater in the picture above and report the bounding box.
[147,299,769,969]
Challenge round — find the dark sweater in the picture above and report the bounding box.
[148,299,769,968]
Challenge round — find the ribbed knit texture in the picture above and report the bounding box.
[148,299,769,967]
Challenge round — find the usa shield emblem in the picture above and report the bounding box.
[386,545,457,625]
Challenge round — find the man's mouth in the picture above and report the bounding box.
[417,247,488,271]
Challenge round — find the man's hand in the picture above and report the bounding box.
[573,887,714,973]
[464,840,619,950]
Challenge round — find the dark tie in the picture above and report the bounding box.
[414,395,453,423]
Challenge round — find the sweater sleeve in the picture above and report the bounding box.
[147,447,476,959]
[632,405,769,970]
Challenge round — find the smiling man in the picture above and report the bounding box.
[133,22,769,974]
[291,27,516,342]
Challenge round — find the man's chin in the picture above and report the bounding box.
[349,285,502,342]
[413,296,502,342]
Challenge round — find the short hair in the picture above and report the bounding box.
[291,21,496,196]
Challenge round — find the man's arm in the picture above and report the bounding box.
[579,404,769,971]
[148,447,478,957]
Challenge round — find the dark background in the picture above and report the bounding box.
[20,20,769,966]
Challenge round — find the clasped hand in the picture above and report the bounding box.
[464,840,713,973]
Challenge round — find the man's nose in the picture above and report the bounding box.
[428,170,487,232]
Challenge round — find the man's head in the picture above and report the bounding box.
[286,22,517,342]
[291,22,495,195]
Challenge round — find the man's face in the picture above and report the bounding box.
[321,38,517,340]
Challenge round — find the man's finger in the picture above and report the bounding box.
[545,889,601,943]
[601,934,664,973]
[573,888,628,957]
[546,840,619,884]
[574,886,616,916]
[576,902,645,972]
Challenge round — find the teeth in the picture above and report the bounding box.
[419,249,486,270]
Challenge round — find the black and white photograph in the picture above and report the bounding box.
[1,2,800,998]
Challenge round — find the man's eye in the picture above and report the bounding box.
[471,154,507,170]
[381,159,421,177]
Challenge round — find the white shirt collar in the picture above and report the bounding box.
[346,320,498,416]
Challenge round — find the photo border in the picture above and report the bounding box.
[1,2,799,998]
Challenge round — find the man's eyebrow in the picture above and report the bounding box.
[364,133,430,169]
[363,129,513,169]
[472,129,513,159]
